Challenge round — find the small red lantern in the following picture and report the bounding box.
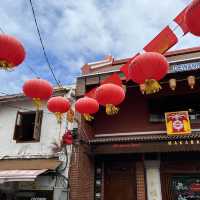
[62,130,73,145]
[75,97,99,121]
[185,0,200,36]
[47,96,70,123]
[23,78,53,109]
[129,52,169,94]
[95,83,125,115]
[0,34,25,70]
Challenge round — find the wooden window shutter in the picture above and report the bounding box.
[13,111,23,140]
[33,110,43,141]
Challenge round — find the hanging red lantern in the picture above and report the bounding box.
[23,78,53,109]
[95,83,125,115]
[75,97,99,121]
[185,0,200,36]
[47,96,70,123]
[129,52,169,94]
[0,34,25,70]
[62,130,73,145]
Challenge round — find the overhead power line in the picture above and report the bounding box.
[29,0,62,88]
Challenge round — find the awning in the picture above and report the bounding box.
[0,159,61,183]
[0,169,47,183]
[0,159,61,170]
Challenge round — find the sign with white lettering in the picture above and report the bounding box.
[170,61,200,73]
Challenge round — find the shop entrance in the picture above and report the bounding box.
[104,160,137,200]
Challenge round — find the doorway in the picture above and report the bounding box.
[104,160,137,200]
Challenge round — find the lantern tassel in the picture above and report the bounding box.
[106,104,119,115]
[144,79,161,94]
[0,60,13,70]
[83,113,94,121]
[55,112,63,124]
[33,98,42,110]
[67,108,74,123]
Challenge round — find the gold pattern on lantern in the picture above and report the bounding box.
[169,79,176,91]
[187,76,195,89]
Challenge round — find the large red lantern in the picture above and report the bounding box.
[23,78,53,109]
[129,52,169,94]
[95,83,125,115]
[47,96,70,123]
[0,34,25,70]
[75,97,99,121]
[185,0,200,37]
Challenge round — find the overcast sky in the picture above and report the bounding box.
[0,0,199,94]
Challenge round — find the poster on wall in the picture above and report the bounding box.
[172,175,200,200]
[165,111,191,136]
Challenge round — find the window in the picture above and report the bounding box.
[148,92,200,123]
[13,110,43,142]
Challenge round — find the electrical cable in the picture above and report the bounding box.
[29,0,63,88]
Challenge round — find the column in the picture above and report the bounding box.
[145,161,162,200]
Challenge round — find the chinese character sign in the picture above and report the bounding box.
[165,111,191,135]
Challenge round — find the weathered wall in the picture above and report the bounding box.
[0,99,66,158]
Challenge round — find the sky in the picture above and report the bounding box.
[0,0,199,94]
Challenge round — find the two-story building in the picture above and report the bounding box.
[0,86,75,200]
[70,47,200,200]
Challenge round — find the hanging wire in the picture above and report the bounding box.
[29,0,63,88]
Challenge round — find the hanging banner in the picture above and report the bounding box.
[165,111,191,136]
[174,7,189,34]
[101,73,122,86]
[143,26,178,54]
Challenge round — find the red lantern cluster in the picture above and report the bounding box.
[47,96,70,123]
[62,130,73,145]
[185,0,200,36]
[75,97,99,121]
[129,52,169,94]
[95,83,125,115]
[23,78,53,109]
[0,34,25,70]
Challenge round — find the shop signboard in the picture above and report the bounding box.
[165,111,191,136]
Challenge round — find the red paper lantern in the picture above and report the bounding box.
[62,130,73,145]
[47,96,70,123]
[23,78,53,109]
[129,52,169,94]
[95,83,125,115]
[0,34,25,70]
[185,0,200,36]
[75,97,99,121]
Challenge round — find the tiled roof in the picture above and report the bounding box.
[89,132,200,144]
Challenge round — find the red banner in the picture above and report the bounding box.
[101,73,122,86]
[174,7,189,34]
[143,26,178,54]
[120,53,139,79]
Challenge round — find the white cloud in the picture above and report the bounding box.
[0,0,197,94]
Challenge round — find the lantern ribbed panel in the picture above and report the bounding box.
[0,34,25,67]
[47,96,70,113]
[23,78,53,100]
[75,97,99,114]
[95,83,125,106]
[129,52,169,84]
[185,0,200,36]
